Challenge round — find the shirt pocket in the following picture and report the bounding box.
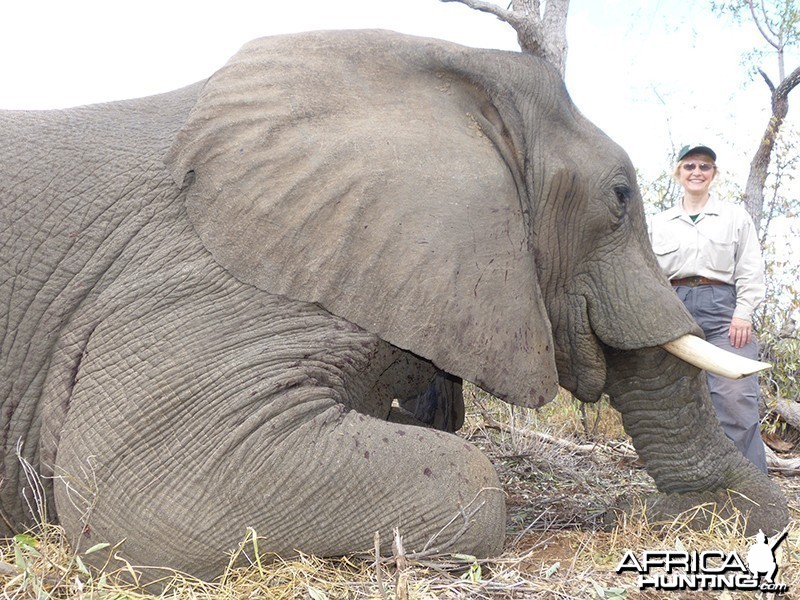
[705,238,735,276]
[652,239,679,256]
[651,238,680,274]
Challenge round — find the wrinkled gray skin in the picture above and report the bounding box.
[0,31,787,582]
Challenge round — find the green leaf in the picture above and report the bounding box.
[13,533,40,570]
[308,586,327,600]
[589,578,628,599]
[467,561,482,582]
[13,533,38,549]
[74,554,90,576]
[545,561,560,578]
[85,542,111,555]
[451,553,478,561]
[14,545,26,570]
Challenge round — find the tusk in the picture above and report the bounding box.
[662,334,772,380]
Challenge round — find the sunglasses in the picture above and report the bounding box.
[682,162,715,172]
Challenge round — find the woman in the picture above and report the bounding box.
[649,144,768,473]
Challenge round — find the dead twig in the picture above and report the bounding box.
[416,488,499,557]
[511,507,552,548]
[392,528,409,600]
[374,531,387,600]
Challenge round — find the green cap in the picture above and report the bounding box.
[678,144,716,161]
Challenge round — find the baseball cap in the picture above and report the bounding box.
[678,144,717,161]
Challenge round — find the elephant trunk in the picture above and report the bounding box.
[604,346,788,536]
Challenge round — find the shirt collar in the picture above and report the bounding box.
[663,203,684,221]
[667,193,721,219]
[702,194,722,215]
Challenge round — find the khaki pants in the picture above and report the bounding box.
[674,284,768,473]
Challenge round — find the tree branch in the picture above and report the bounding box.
[758,67,776,93]
[748,0,781,49]
[775,63,800,99]
[440,0,522,26]
[439,0,569,77]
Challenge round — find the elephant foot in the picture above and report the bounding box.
[606,484,789,537]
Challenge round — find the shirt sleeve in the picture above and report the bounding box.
[732,208,766,322]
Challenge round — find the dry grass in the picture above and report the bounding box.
[1,388,798,598]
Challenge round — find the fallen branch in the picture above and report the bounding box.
[765,445,800,476]
[475,403,637,458]
[771,396,800,432]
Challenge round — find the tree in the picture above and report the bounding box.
[712,0,800,233]
[440,0,570,77]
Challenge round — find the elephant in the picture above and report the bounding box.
[0,30,788,583]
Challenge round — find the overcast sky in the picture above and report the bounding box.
[2,0,797,185]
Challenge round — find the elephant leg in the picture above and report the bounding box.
[234,410,505,560]
[54,392,505,582]
[50,289,504,583]
[397,371,465,432]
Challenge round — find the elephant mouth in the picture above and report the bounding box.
[557,290,770,403]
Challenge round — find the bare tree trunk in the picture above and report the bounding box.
[440,0,570,77]
[745,64,800,232]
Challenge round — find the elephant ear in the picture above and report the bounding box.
[165,30,557,407]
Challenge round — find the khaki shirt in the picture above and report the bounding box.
[648,195,765,322]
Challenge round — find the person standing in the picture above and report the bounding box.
[649,144,768,473]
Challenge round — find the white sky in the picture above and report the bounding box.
[2,0,798,214]
[2,0,797,181]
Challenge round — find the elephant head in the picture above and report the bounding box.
[1,29,786,584]
[165,30,786,536]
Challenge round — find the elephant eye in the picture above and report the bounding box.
[614,185,631,207]
[611,185,631,221]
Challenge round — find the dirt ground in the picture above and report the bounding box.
[464,410,800,599]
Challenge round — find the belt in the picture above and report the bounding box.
[670,276,727,287]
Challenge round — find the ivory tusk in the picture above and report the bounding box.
[662,334,772,380]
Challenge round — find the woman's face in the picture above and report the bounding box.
[678,152,716,195]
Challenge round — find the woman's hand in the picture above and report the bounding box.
[729,317,753,349]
